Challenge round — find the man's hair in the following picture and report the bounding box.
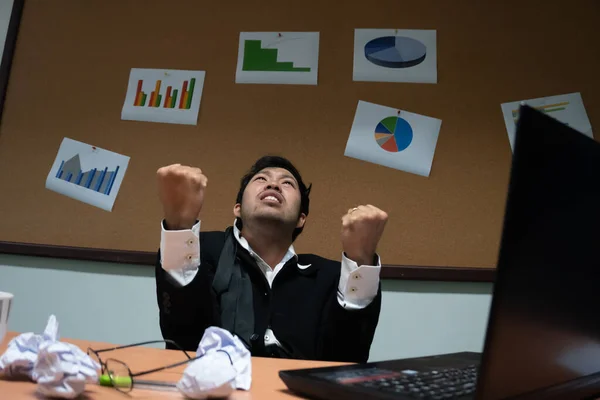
[235,155,312,241]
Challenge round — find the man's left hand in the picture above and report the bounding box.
[341,205,388,266]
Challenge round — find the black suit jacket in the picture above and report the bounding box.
[155,229,381,362]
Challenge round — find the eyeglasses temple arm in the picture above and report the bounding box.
[92,340,191,359]
[130,350,233,378]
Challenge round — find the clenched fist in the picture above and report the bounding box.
[341,205,388,266]
[157,164,207,230]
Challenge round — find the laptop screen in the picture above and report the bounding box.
[477,105,600,399]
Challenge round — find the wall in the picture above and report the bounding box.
[0,0,492,361]
[0,253,493,361]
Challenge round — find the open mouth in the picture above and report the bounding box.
[260,191,283,204]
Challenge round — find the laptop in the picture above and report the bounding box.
[279,105,600,400]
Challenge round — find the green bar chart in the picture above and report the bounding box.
[242,40,311,72]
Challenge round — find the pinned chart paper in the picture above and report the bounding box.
[235,32,320,85]
[344,100,441,177]
[501,92,593,151]
[121,68,206,125]
[353,29,437,83]
[46,138,130,211]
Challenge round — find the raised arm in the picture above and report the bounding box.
[155,164,211,350]
[320,204,388,362]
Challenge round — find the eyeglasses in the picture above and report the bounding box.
[87,339,233,393]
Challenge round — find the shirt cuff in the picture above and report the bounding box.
[160,220,201,287]
[337,252,381,310]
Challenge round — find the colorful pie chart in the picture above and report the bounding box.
[374,116,413,152]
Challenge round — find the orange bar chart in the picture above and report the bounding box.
[123,69,205,125]
[132,77,196,109]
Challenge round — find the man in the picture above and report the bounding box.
[155,155,388,362]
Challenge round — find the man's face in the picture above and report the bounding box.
[234,167,306,231]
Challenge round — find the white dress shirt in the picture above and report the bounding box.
[160,220,381,348]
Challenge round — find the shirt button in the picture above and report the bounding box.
[353,273,362,280]
[187,238,194,246]
[350,287,358,292]
[186,254,193,261]
[264,335,270,341]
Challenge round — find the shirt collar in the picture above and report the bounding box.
[232,220,298,266]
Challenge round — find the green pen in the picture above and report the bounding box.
[98,375,178,391]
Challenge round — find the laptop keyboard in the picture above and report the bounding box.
[316,364,478,399]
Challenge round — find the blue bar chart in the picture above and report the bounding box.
[46,138,130,212]
[55,155,120,196]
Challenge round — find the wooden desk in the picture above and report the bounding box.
[0,332,348,399]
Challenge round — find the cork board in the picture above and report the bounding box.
[0,0,598,280]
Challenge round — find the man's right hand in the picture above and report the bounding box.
[157,164,207,230]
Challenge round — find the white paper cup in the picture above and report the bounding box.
[0,291,14,344]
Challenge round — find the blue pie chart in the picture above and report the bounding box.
[375,116,413,152]
[364,36,427,68]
